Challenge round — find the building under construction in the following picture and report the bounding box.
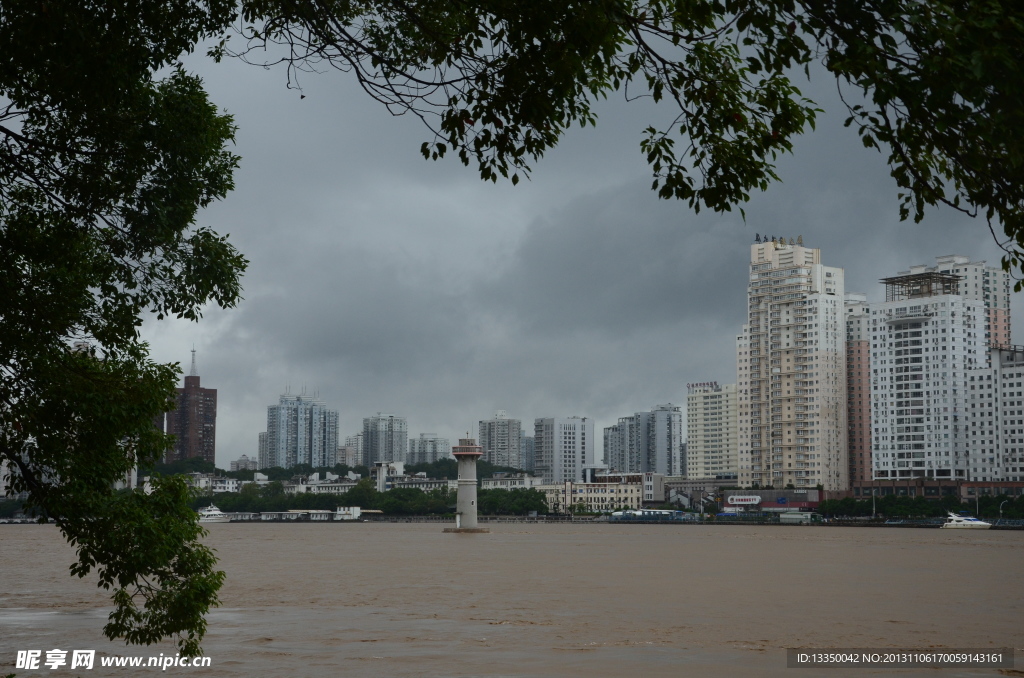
[880,271,961,302]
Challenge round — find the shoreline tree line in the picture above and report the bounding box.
[818,493,1024,520]
[191,480,547,517]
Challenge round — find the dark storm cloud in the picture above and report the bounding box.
[480,185,749,337]
[140,51,1020,463]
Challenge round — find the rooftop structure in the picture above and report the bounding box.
[897,254,1012,346]
[881,271,961,302]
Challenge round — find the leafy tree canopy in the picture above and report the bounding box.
[1,0,243,656]
[3,0,1022,657]
[192,483,546,515]
[144,457,218,478]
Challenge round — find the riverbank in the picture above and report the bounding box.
[5,514,1024,528]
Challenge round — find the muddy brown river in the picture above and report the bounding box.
[1,523,1021,676]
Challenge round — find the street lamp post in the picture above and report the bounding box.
[1000,499,1008,520]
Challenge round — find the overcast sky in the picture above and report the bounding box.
[140,49,1022,467]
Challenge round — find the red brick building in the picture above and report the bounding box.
[164,350,217,464]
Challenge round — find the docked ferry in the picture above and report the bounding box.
[940,511,991,529]
[197,505,231,523]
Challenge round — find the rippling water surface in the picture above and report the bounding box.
[2,523,1021,676]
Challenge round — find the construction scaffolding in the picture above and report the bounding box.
[881,271,961,301]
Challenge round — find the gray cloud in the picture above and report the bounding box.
[140,51,1021,464]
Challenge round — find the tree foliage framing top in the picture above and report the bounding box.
[2,0,1022,657]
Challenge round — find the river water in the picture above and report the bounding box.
[1,523,1021,676]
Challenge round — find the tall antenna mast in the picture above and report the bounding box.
[190,345,198,377]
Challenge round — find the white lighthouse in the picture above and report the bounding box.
[444,437,489,533]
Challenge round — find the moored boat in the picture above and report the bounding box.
[197,504,231,523]
[939,511,990,529]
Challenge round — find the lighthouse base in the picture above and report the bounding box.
[443,527,490,534]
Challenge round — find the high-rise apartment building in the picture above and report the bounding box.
[520,436,535,473]
[264,392,339,469]
[737,238,848,490]
[344,433,364,466]
[898,255,1011,347]
[602,405,683,476]
[685,383,738,478]
[534,416,595,484]
[845,294,872,484]
[164,350,217,464]
[257,432,268,469]
[604,416,637,473]
[408,433,451,465]
[363,413,408,465]
[478,411,523,468]
[230,455,259,471]
[967,347,1024,482]
[869,272,984,481]
[646,404,684,476]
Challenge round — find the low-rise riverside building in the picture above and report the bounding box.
[183,472,242,494]
[662,475,738,509]
[839,477,1024,501]
[593,472,665,503]
[664,475,738,495]
[961,480,1024,501]
[282,471,358,495]
[391,475,458,492]
[539,481,643,514]
[721,488,821,513]
[481,473,543,490]
[371,461,405,491]
[335,507,362,520]
[370,461,456,492]
[286,480,360,495]
[282,466,456,495]
[258,510,333,521]
[211,476,243,493]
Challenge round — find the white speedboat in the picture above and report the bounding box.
[940,511,990,529]
[197,505,231,523]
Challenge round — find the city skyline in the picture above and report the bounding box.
[135,51,1023,468]
[171,247,1021,488]
[155,246,1023,472]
